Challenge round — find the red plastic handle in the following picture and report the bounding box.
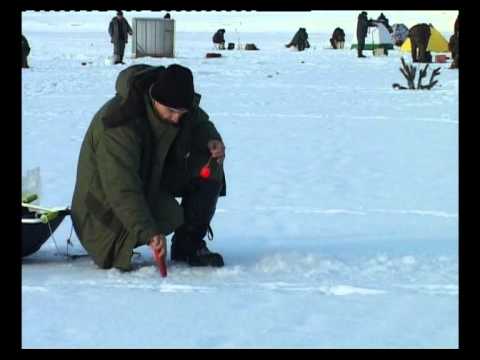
[151,246,167,277]
[199,157,213,179]
[199,165,211,179]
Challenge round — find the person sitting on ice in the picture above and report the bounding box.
[71,64,227,271]
[329,27,346,49]
[212,29,226,50]
[285,27,310,51]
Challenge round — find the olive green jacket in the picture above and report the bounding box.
[71,65,225,270]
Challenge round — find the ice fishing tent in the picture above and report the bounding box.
[391,23,409,46]
[132,18,175,58]
[400,26,449,53]
[351,22,394,50]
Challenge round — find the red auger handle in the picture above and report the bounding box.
[152,247,167,277]
[158,255,167,277]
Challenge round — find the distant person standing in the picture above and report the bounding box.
[449,15,459,69]
[356,11,375,58]
[212,29,226,50]
[108,10,133,65]
[164,13,171,19]
[22,34,30,68]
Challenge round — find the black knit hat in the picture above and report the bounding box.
[150,64,194,110]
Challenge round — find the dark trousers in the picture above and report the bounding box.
[160,139,224,253]
[113,42,126,63]
[411,35,430,62]
[171,178,222,254]
[413,43,429,62]
[454,35,459,66]
[22,56,29,68]
[160,141,224,253]
[452,35,459,63]
[181,179,221,229]
[450,35,459,68]
[357,37,365,56]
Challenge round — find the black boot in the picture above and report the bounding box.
[171,178,224,267]
[188,239,224,267]
[171,224,224,267]
[357,47,366,57]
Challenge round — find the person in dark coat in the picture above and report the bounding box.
[108,10,133,64]
[448,34,456,59]
[297,28,311,51]
[449,15,459,69]
[408,23,432,63]
[286,28,310,51]
[356,11,375,57]
[329,27,345,49]
[22,34,30,68]
[71,64,227,270]
[212,29,226,50]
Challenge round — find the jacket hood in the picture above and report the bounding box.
[114,64,201,107]
[115,64,164,100]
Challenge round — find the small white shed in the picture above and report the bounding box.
[132,18,175,58]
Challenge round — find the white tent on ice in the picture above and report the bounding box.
[351,22,394,51]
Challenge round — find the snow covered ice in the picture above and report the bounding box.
[22,11,458,348]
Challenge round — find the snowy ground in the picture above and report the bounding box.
[22,27,458,348]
